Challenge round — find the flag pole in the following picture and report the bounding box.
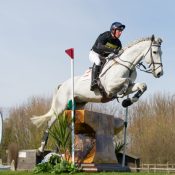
[65,48,75,164]
[71,54,75,164]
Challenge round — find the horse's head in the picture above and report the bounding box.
[144,35,163,78]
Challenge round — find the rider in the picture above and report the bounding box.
[89,22,125,91]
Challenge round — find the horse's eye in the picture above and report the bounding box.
[153,51,157,54]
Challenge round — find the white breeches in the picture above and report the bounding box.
[89,50,101,66]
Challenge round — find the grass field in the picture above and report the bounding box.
[0,172,174,175]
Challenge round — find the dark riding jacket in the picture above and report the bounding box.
[92,31,122,57]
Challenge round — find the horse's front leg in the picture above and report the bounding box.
[122,82,147,107]
[38,115,57,154]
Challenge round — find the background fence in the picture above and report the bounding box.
[130,163,175,173]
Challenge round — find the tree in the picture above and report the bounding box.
[128,93,175,163]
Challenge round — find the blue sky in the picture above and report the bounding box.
[0,0,175,108]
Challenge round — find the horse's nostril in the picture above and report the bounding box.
[157,72,162,77]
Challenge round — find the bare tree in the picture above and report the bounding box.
[128,93,175,163]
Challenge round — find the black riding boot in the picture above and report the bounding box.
[90,64,101,91]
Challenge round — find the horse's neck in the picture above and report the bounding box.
[100,59,115,77]
[118,40,151,67]
[100,39,151,77]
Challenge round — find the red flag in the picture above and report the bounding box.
[65,48,74,59]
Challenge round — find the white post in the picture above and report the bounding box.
[71,57,75,164]
[122,100,128,167]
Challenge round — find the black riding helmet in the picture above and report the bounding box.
[110,22,125,35]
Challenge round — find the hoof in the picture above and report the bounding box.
[36,149,44,157]
[36,150,45,164]
[122,98,133,108]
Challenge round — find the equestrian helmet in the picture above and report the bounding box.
[110,22,125,34]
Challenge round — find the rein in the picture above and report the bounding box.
[113,59,133,77]
[99,57,132,78]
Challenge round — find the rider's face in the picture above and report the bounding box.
[114,29,123,38]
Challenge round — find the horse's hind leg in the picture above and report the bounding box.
[122,82,147,107]
[38,114,57,154]
[38,103,68,154]
[36,82,71,155]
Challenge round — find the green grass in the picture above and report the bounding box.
[0,172,175,175]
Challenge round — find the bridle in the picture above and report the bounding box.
[136,35,163,74]
[101,35,163,78]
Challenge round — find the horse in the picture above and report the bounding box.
[31,35,163,154]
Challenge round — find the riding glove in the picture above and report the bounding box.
[113,48,120,55]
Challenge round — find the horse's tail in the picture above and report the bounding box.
[30,108,54,128]
[30,86,60,128]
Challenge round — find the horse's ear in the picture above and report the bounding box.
[151,34,155,41]
[158,38,163,44]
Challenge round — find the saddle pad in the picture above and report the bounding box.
[80,69,91,81]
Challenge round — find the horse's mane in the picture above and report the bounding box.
[123,37,151,51]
